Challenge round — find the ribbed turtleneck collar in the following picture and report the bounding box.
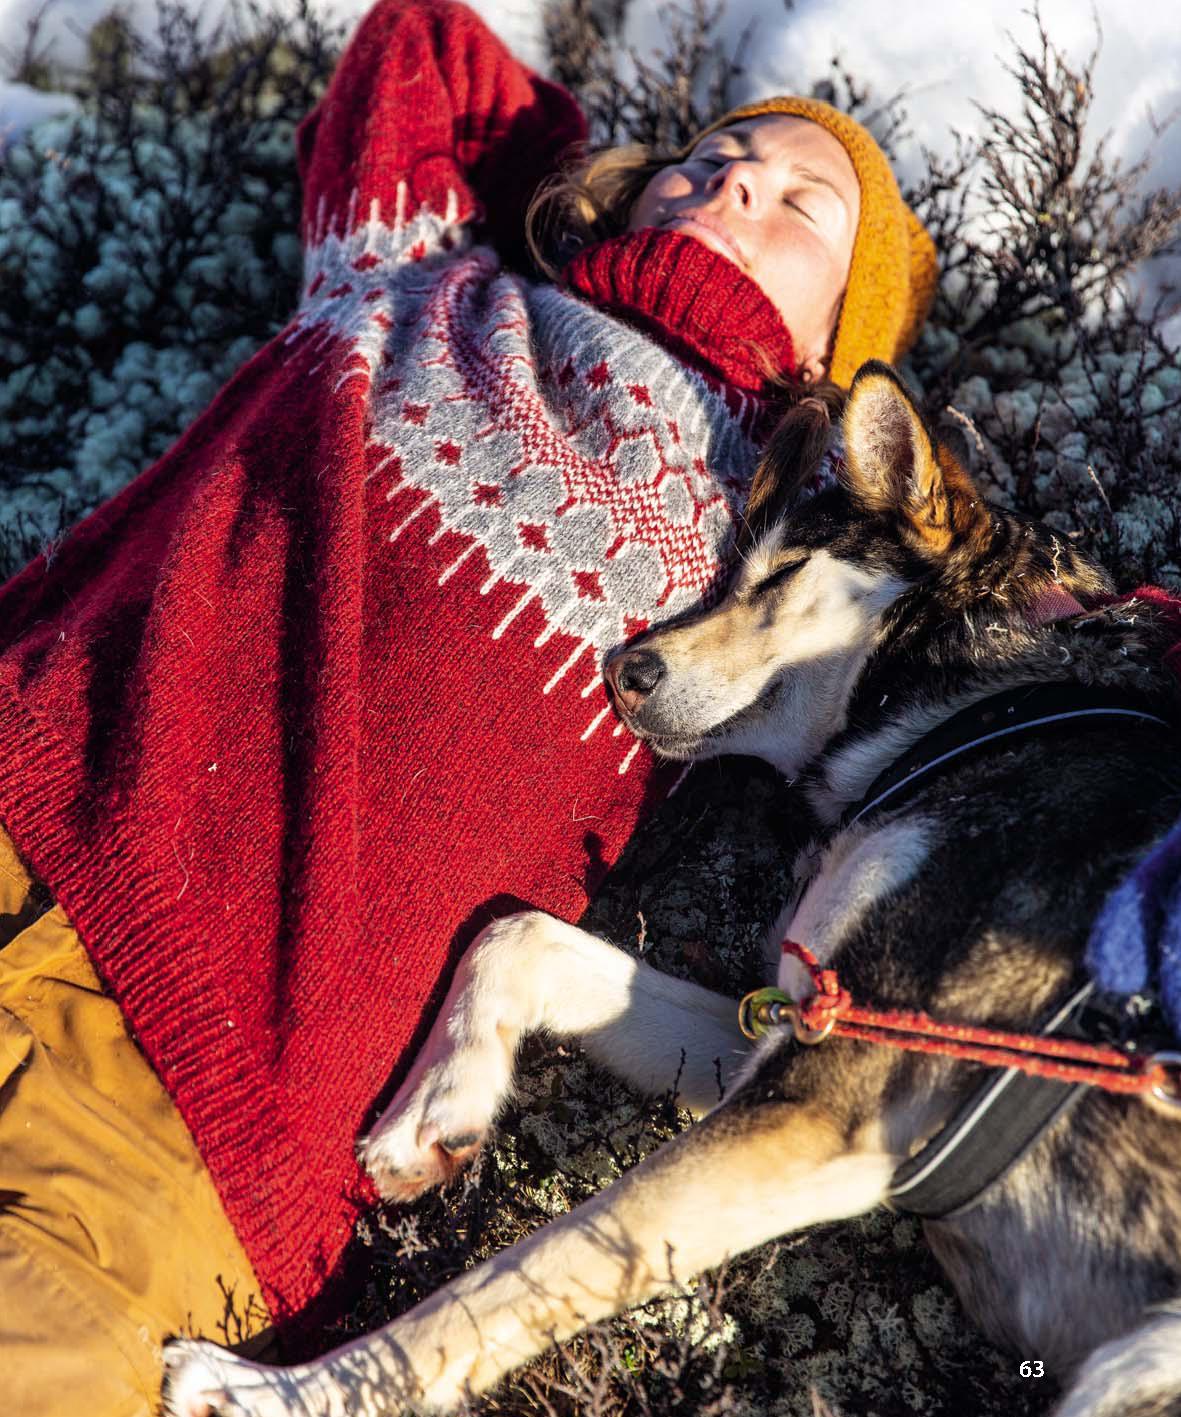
[560,227,796,405]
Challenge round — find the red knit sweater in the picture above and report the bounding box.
[0,0,796,1326]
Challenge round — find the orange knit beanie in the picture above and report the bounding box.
[690,98,938,388]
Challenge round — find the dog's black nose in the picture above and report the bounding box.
[605,648,665,715]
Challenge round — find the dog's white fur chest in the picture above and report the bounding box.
[774,818,932,999]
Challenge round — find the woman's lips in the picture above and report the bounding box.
[665,215,748,270]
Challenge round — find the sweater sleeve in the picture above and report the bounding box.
[296,0,587,267]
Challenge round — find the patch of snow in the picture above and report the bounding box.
[0,79,77,148]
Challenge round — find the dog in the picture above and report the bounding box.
[164,363,1181,1417]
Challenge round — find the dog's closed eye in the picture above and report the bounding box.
[753,559,806,597]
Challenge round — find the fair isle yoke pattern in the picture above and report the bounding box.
[291,179,760,763]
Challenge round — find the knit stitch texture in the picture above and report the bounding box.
[0,0,791,1325]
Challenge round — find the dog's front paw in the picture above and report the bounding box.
[359,1109,490,1205]
[360,914,549,1204]
[162,1341,320,1417]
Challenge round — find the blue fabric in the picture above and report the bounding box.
[1086,814,1181,1040]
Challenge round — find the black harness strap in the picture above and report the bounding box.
[887,984,1093,1218]
[847,681,1173,829]
[835,681,1175,1219]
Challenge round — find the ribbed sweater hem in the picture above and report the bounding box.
[0,673,349,1320]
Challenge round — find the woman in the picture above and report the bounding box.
[0,0,935,1410]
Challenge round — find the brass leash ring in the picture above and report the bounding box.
[792,1011,836,1045]
[1148,1050,1181,1112]
[738,987,795,1041]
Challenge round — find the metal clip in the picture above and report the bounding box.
[792,1011,836,1045]
[738,987,794,1041]
[1148,1050,1181,1114]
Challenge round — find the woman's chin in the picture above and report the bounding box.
[662,218,746,273]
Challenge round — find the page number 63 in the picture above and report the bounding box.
[1020,1361,1045,1378]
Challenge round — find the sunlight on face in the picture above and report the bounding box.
[627,115,861,380]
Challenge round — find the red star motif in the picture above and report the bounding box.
[623,615,649,639]
[435,440,462,465]
[518,523,550,552]
[628,383,652,405]
[586,361,612,389]
[407,241,427,262]
[572,569,605,601]
[327,283,353,299]
[472,483,502,506]
[353,253,381,271]
[402,403,429,425]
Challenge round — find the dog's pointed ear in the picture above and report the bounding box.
[734,403,829,555]
[842,361,982,555]
[734,449,797,556]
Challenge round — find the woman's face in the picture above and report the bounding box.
[627,115,861,380]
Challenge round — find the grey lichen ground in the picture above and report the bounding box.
[0,102,307,574]
[908,322,1181,592]
[2,2,1179,1413]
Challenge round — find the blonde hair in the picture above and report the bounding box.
[526,141,677,279]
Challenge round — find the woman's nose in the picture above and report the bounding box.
[706,162,755,211]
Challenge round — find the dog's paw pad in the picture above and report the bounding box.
[362,1125,488,1203]
[440,1130,483,1152]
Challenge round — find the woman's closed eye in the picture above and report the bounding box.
[783,195,816,222]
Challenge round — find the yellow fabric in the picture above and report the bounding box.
[0,829,272,1417]
[691,97,939,388]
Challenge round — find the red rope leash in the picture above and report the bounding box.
[780,939,1170,1097]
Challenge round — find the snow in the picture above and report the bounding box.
[1,0,1175,182]
[3,0,1177,186]
[0,78,76,143]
